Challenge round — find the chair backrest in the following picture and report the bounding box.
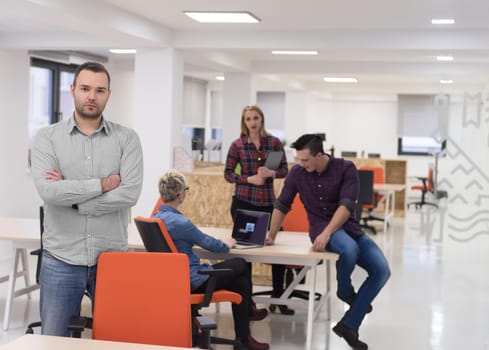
[341,151,357,158]
[134,216,178,253]
[427,167,434,192]
[367,153,381,158]
[151,197,164,216]
[359,165,384,184]
[357,169,375,217]
[282,194,309,232]
[92,252,192,347]
[35,206,45,284]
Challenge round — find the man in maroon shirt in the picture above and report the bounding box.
[266,134,390,350]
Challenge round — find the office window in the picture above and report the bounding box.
[28,58,77,141]
[397,94,449,156]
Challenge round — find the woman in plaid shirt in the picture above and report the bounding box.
[224,105,294,315]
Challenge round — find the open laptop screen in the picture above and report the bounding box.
[232,209,270,245]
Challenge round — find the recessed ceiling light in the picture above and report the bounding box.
[215,76,225,81]
[431,18,455,25]
[440,79,454,84]
[437,55,454,61]
[272,50,318,55]
[323,77,358,83]
[109,49,136,54]
[183,11,260,23]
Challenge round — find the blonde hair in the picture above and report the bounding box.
[158,169,187,202]
[240,105,271,138]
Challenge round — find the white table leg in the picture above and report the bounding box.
[326,261,331,321]
[3,248,21,330]
[20,249,32,300]
[306,265,317,350]
[3,246,39,331]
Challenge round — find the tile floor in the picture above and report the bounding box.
[1,200,489,349]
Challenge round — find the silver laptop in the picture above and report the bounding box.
[232,209,270,249]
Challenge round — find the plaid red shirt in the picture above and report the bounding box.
[224,135,288,207]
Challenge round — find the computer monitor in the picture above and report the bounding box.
[397,137,447,156]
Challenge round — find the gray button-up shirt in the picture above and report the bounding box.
[31,116,144,266]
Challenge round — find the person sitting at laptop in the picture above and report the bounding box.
[153,169,269,350]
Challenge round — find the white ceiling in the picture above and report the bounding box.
[3,0,489,94]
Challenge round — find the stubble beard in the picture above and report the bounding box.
[75,103,104,120]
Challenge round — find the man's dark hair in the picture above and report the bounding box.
[73,61,111,88]
[291,134,324,155]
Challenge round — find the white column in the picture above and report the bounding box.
[0,50,40,218]
[132,48,184,216]
[221,73,252,160]
[284,91,309,144]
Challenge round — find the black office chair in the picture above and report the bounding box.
[341,151,358,157]
[367,153,381,158]
[356,170,376,234]
[25,206,91,336]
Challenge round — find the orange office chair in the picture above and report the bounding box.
[133,216,242,349]
[71,251,196,347]
[252,194,321,303]
[282,194,309,232]
[358,166,386,234]
[408,167,438,209]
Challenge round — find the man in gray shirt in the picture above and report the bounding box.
[31,61,143,336]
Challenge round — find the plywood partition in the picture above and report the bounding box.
[180,158,406,227]
[179,169,285,228]
[179,172,235,228]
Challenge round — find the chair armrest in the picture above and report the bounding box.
[197,268,232,307]
[29,248,41,256]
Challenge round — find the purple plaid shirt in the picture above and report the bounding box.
[224,135,288,207]
[274,157,365,241]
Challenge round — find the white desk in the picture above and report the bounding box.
[373,183,406,233]
[0,218,338,350]
[0,217,40,331]
[151,227,339,350]
[0,334,188,350]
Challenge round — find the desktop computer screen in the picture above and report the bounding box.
[398,137,447,156]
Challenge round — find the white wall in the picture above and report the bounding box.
[182,77,207,127]
[0,50,41,218]
[105,59,135,128]
[322,94,399,159]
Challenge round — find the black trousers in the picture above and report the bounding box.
[193,258,252,339]
[230,196,287,297]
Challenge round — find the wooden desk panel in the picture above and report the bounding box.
[0,334,188,350]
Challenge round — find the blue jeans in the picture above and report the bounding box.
[40,251,97,336]
[326,230,390,330]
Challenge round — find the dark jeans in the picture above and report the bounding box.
[193,258,252,339]
[230,196,287,297]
